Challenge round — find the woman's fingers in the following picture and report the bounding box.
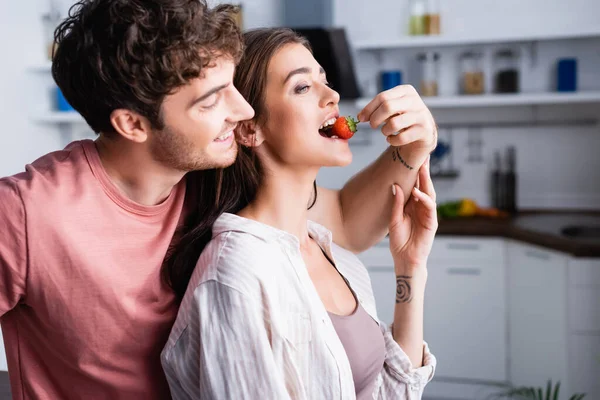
[357,85,417,124]
[386,127,423,146]
[418,157,436,203]
[368,97,416,129]
[381,112,419,136]
[389,184,406,231]
[412,187,438,230]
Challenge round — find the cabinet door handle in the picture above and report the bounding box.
[447,243,481,251]
[447,267,481,276]
[525,250,551,261]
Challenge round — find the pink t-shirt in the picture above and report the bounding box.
[0,140,186,399]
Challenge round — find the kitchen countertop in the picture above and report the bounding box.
[437,212,600,257]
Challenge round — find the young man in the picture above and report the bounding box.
[0,0,436,399]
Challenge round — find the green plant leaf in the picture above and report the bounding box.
[545,380,552,400]
[568,394,586,400]
[552,381,561,400]
[537,387,543,400]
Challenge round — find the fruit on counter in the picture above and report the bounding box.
[437,198,509,219]
[320,116,359,140]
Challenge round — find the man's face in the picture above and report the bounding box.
[148,57,255,172]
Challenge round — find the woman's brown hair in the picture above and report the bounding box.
[163,28,317,300]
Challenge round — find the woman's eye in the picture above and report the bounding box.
[295,85,310,94]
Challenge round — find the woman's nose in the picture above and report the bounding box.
[320,84,340,107]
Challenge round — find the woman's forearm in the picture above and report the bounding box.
[337,143,431,252]
[391,262,427,368]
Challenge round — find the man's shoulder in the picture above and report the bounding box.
[1,141,92,206]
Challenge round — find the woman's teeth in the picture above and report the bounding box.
[319,118,336,130]
[215,131,233,141]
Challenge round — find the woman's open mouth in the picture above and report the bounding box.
[318,117,339,139]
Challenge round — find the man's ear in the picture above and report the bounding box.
[235,120,265,147]
[109,109,153,143]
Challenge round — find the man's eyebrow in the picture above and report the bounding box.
[188,83,230,108]
[283,66,326,84]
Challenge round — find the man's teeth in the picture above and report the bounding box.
[216,131,233,141]
[319,117,337,130]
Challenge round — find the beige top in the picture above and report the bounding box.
[329,301,386,399]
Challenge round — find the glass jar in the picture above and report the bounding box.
[42,13,58,60]
[424,0,440,35]
[417,52,439,97]
[494,49,519,93]
[409,0,426,35]
[460,51,485,95]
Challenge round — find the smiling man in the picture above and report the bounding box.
[0,0,436,399]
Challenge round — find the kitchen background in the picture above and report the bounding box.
[0,0,599,399]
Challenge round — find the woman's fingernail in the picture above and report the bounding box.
[391,184,396,196]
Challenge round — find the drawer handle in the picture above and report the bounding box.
[446,243,481,251]
[447,268,481,276]
[525,250,551,261]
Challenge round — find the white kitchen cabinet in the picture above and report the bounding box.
[567,258,600,400]
[361,237,508,385]
[425,237,507,382]
[0,325,7,371]
[568,334,600,399]
[358,243,396,325]
[507,241,571,396]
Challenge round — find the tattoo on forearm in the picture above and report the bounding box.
[396,275,413,303]
[391,148,414,170]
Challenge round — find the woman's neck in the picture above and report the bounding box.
[238,166,318,246]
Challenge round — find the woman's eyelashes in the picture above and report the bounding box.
[293,80,332,94]
[294,83,310,94]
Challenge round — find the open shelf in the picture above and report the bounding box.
[355,91,600,109]
[353,30,600,50]
[34,112,85,124]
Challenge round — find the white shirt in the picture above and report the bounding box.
[162,213,436,399]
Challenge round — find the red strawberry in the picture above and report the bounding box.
[328,116,359,140]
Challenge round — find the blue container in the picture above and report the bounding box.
[557,58,577,92]
[381,70,402,91]
[56,87,75,111]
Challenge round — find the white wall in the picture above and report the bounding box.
[0,1,64,177]
[1,0,599,210]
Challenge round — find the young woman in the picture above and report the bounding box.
[162,28,438,399]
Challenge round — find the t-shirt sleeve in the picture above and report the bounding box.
[0,178,28,316]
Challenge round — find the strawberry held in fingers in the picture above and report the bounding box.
[321,116,359,140]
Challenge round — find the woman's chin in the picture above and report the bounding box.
[325,151,353,167]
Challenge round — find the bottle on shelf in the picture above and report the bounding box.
[504,146,517,214]
[494,49,520,93]
[424,0,440,35]
[417,51,440,97]
[460,51,485,95]
[491,150,504,210]
[409,0,426,35]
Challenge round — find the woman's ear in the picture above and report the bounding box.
[235,120,265,147]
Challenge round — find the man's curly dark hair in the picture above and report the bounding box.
[52,0,243,134]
